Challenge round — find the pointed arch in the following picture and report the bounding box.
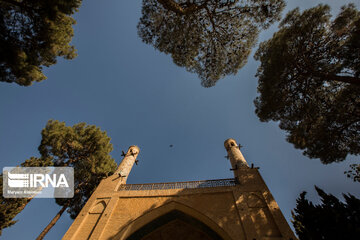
[89,200,106,214]
[112,201,233,240]
[246,193,266,208]
[127,210,223,239]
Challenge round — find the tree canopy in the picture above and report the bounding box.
[254,4,360,164]
[38,120,117,218]
[292,186,360,240]
[0,0,81,86]
[0,120,117,238]
[36,120,117,239]
[138,0,285,87]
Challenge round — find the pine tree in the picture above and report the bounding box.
[292,186,360,239]
[0,0,81,86]
[254,4,360,165]
[0,157,52,235]
[36,120,117,240]
[138,0,285,87]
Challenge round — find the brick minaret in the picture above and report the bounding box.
[224,138,249,181]
[114,145,140,184]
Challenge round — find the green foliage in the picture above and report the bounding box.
[0,157,52,235]
[0,180,30,236]
[138,0,285,87]
[345,164,360,182]
[0,0,81,86]
[254,4,360,163]
[39,120,117,219]
[292,186,360,240]
[0,120,116,237]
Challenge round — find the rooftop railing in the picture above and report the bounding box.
[118,178,237,191]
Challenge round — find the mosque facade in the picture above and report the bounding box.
[63,139,296,240]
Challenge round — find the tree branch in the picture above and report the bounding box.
[0,0,23,8]
[299,50,360,86]
[317,74,360,86]
[205,6,216,34]
[157,0,207,15]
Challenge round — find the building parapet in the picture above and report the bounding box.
[118,178,237,191]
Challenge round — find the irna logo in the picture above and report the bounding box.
[3,167,74,198]
[7,172,69,188]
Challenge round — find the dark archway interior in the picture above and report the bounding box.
[126,210,224,240]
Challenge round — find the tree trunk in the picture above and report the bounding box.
[326,74,360,86]
[36,202,70,240]
[304,64,360,86]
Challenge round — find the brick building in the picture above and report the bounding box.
[63,139,296,240]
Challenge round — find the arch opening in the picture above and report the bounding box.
[126,210,223,240]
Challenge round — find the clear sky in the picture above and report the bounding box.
[0,0,359,239]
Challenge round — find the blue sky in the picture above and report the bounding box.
[1,0,359,239]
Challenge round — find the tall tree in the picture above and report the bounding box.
[0,0,81,86]
[36,120,117,240]
[138,0,285,87]
[254,4,360,164]
[292,186,360,240]
[0,157,52,235]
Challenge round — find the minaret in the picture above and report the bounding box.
[224,138,249,181]
[114,145,140,184]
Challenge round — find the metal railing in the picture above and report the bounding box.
[118,178,237,191]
